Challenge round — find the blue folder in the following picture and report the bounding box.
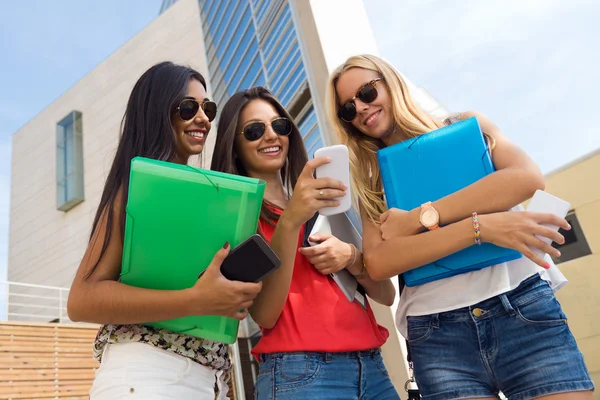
[377,116,522,287]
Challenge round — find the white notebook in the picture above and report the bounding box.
[309,213,365,306]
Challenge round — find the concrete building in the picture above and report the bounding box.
[7,0,454,397]
[544,150,600,395]
[8,0,600,398]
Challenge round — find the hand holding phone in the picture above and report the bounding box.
[525,190,571,258]
[314,145,352,216]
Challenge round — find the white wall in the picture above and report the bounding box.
[8,0,210,291]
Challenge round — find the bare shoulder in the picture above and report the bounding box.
[453,110,505,139]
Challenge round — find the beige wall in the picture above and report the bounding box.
[8,0,209,289]
[544,151,600,395]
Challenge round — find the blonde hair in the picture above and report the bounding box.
[326,54,449,224]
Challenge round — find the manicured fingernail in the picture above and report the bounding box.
[567,224,572,230]
[543,262,550,269]
[223,241,229,249]
[556,251,561,257]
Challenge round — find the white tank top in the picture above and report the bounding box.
[393,205,568,338]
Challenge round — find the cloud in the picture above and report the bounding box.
[366,0,600,172]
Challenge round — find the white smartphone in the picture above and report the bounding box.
[314,145,352,216]
[525,190,571,258]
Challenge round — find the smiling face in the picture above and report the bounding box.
[335,67,394,141]
[171,78,212,164]
[234,99,290,179]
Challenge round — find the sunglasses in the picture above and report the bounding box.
[176,98,218,122]
[239,117,293,141]
[337,78,383,122]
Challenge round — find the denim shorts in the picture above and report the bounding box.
[254,349,399,400]
[407,274,594,400]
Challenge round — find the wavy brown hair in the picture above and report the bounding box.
[210,86,308,226]
[326,54,495,224]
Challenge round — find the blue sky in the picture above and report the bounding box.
[0,0,598,301]
[0,0,162,311]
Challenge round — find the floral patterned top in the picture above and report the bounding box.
[93,324,231,372]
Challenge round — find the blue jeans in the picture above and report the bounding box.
[254,349,400,399]
[407,274,595,400]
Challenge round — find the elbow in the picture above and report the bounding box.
[250,310,278,330]
[381,292,395,307]
[364,253,393,282]
[260,320,276,330]
[514,168,544,199]
[66,290,83,322]
[364,252,404,282]
[524,170,545,196]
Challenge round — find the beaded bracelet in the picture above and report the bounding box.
[472,212,481,245]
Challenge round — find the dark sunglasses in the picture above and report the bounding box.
[337,78,383,122]
[176,98,218,122]
[239,117,293,141]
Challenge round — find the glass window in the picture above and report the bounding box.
[266,28,295,73]
[224,27,255,82]
[552,212,593,264]
[278,65,305,106]
[215,3,247,57]
[207,0,228,36]
[56,111,84,211]
[221,17,252,70]
[214,1,237,47]
[228,41,259,93]
[256,0,271,22]
[270,46,300,92]
[263,11,291,56]
[237,55,262,92]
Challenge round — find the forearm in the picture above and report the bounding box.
[67,281,193,324]
[249,217,298,329]
[434,169,544,226]
[347,251,395,306]
[365,218,474,280]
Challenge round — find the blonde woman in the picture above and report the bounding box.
[325,54,594,400]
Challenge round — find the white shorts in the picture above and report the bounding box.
[90,342,229,399]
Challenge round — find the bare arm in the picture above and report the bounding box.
[67,192,262,324]
[400,111,546,234]
[345,246,396,306]
[365,208,568,281]
[363,207,475,281]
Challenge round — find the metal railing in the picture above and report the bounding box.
[1,281,73,323]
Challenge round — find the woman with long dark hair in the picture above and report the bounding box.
[67,61,262,400]
[211,87,399,400]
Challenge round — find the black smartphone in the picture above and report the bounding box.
[220,234,281,282]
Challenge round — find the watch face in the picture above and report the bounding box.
[421,209,438,227]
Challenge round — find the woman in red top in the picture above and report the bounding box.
[211,87,399,399]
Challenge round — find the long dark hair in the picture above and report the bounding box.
[210,87,308,226]
[87,61,208,277]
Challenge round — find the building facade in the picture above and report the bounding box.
[543,150,600,394]
[6,0,460,398]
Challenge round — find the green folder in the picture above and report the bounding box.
[120,157,266,344]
